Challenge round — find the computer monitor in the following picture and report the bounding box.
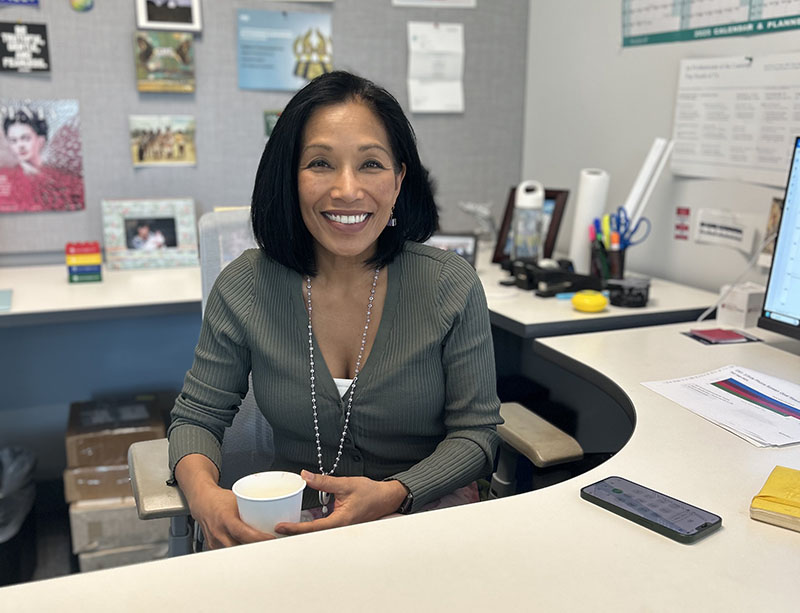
[758,136,800,341]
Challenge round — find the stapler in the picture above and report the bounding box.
[507,258,602,297]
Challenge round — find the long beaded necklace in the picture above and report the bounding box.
[305,266,381,514]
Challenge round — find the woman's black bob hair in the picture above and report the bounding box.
[251,70,438,276]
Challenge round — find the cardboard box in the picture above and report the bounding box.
[77,542,169,573]
[63,465,132,503]
[65,398,166,468]
[93,390,178,431]
[68,497,170,554]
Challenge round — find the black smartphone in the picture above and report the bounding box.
[580,476,722,544]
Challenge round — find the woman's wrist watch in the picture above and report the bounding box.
[397,490,414,514]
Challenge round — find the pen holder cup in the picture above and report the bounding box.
[590,246,625,280]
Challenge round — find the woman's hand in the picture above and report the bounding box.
[275,470,408,536]
[188,484,276,549]
[174,454,275,549]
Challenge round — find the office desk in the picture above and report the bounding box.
[475,255,717,338]
[0,255,715,334]
[0,265,203,477]
[0,264,202,327]
[0,257,715,476]
[3,322,797,611]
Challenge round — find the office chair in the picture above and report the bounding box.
[129,208,272,556]
[129,209,584,554]
[489,402,583,498]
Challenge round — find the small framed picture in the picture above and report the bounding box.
[102,198,199,269]
[493,187,569,264]
[134,30,195,93]
[424,232,479,268]
[135,0,202,33]
[264,110,282,138]
[129,114,196,167]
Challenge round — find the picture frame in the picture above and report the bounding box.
[424,232,479,268]
[102,198,199,270]
[492,187,569,264]
[135,0,202,33]
[129,114,197,167]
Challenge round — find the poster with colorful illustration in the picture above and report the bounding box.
[129,115,196,167]
[0,22,49,73]
[135,30,195,92]
[0,100,85,213]
[237,9,332,91]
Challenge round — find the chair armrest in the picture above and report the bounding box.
[128,438,190,520]
[498,402,583,468]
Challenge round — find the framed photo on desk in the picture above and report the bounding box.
[102,198,199,270]
[492,187,569,264]
[424,232,479,267]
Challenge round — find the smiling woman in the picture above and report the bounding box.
[167,71,502,549]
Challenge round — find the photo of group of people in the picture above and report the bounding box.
[129,114,196,167]
[0,99,85,213]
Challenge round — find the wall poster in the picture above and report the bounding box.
[0,99,85,213]
[237,8,332,91]
[134,30,195,93]
[623,0,800,47]
[0,22,49,73]
[670,52,800,187]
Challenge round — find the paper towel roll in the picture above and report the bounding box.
[568,168,610,274]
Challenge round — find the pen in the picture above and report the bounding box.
[609,231,623,279]
[589,224,609,279]
[601,214,611,250]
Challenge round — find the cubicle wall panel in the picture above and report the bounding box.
[0,0,528,263]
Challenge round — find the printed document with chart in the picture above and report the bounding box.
[643,365,800,447]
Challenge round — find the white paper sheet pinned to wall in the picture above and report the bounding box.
[671,52,800,187]
[643,364,800,447]
[407,21,464,114]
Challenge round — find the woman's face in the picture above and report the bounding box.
[297,101,405,265]
[6,122,46,166]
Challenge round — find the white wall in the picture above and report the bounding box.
[523,1,798,292]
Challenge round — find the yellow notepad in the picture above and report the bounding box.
[750,466,800,533]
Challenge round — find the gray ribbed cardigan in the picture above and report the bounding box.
[168,242,502,511]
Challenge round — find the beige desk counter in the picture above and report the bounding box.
[2,322,798,611]
[476,253,717,337]
[0,264,202,326]
[1,251,714,334]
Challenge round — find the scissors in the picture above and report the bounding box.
[611,206,651,249]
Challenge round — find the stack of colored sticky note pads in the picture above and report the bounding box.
[66,242,102,283]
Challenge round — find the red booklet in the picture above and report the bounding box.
[688,328,753,344]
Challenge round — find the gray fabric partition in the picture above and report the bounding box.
[0,0,528,264]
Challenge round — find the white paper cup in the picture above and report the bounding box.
[232,471,307,537]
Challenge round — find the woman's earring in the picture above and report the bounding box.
[387,207,397,227]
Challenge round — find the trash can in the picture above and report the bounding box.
[0,447,37,586]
